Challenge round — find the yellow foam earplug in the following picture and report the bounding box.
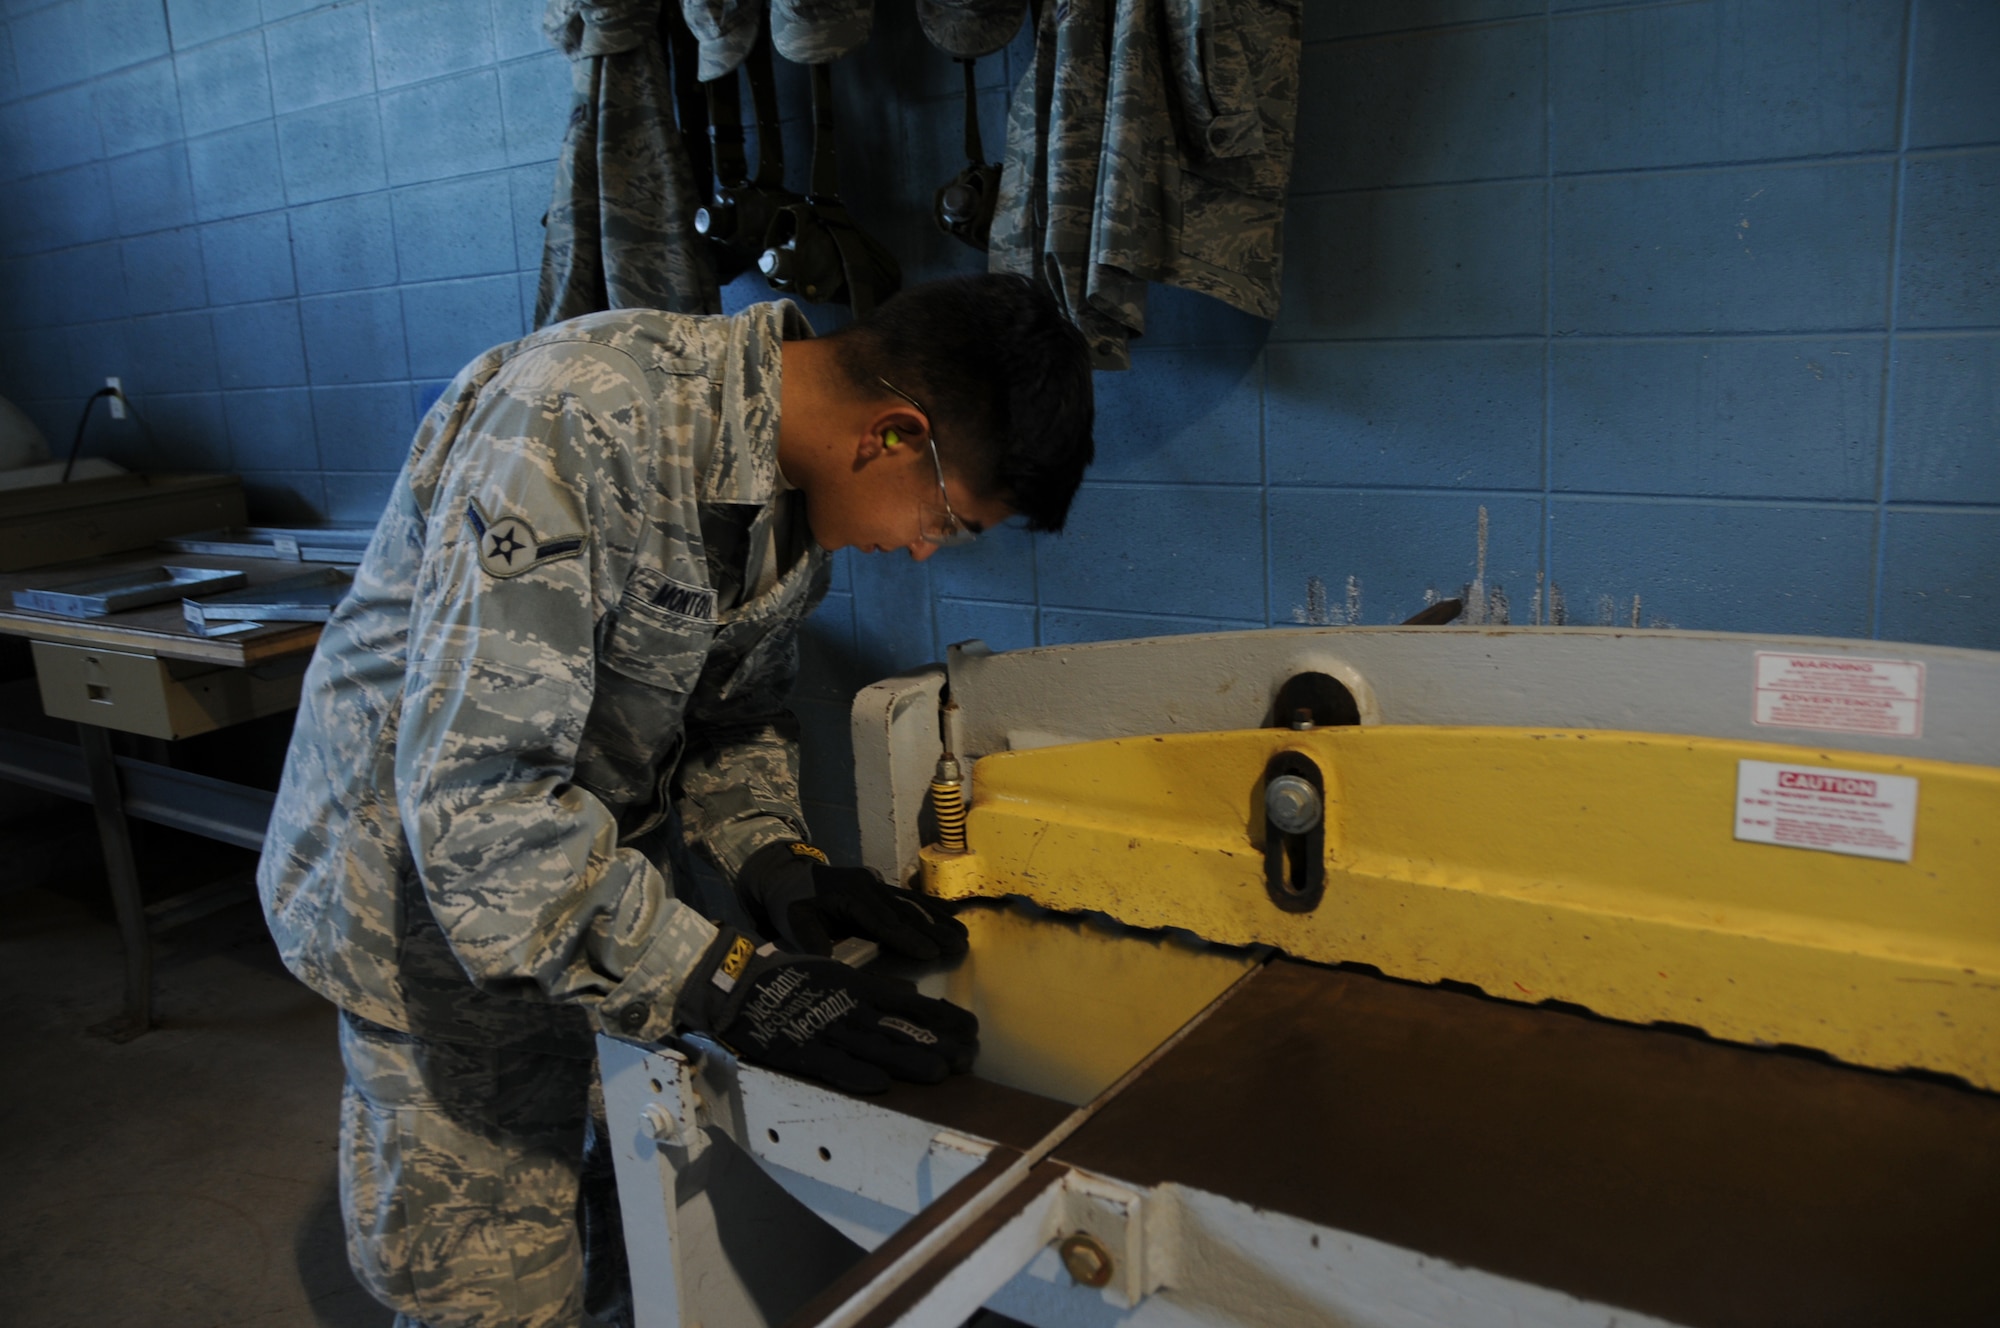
[884,429,902,448]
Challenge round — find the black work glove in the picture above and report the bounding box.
[734,842,970,961]
[677,929,979,1095]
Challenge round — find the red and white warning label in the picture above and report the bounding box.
[1752,652,1925,738]
[1734,759,1918,863]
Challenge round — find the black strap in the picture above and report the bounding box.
[746,33,785,190]
[663,2,715,195]
[705,65,748,185]
[808,61,839,200]
[960,58,982,164]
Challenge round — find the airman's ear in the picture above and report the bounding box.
[857,407,927,467]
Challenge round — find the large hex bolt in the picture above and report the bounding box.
[1265,773,1323,836]
[1058,1233,1115,1288]
[640,1103,679,1144]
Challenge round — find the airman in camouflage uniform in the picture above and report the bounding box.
[260,275,1096,1327]
[263,301,820,1325]
[988,0,1303,369]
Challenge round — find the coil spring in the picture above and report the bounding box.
[931,775,967,853]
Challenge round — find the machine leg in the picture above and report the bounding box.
[77,722,151,1041]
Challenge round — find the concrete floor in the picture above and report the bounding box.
[0,875,382,1326]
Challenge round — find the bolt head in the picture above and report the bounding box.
[1265,774,1323,836]
[1058,1233,1114,1288]
[640,1102,679,1143]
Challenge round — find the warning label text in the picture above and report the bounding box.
[1752,652,1925,738]
[1734,759,1918,864]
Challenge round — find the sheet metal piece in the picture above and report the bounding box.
[881,899,1261,1105]
[181,566,352,633]
[923,724,2000,1090]
[161,525,372,564]
[1055,960,2000,1328]
[13,565,245,617]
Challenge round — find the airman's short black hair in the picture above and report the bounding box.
[830,274,1095,532]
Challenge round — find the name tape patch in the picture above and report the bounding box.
[652,576,718,622]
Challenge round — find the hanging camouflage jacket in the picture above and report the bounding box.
[538,0,721,326]
[258,302,828,1056]
[989,0,1302,369]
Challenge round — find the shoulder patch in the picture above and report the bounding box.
[467,499,586,579]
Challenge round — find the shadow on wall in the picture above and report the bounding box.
[1288,505,1678,631]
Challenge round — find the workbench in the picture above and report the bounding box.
[0,550,335,1038]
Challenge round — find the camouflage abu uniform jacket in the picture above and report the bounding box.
[258,301,828,1055]
[989,0,1302,369]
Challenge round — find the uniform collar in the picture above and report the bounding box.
[703,299,815,505]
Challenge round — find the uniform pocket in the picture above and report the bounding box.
[602,568,715,693]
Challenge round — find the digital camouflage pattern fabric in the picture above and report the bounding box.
[538,0,721,326]
[258,301,830,1057]
[989,0,1302,369]
[339,1014,631,1328]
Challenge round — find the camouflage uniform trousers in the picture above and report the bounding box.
[338,1013,634,1328]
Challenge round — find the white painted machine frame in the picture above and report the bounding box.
[598,1033,1684,1328]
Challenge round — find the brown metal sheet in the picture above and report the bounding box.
[1055,960,2000,1327]
[870,1073,1071,1152]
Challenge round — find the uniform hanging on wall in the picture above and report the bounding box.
[988,0,1303,370]
[537,0,722,326]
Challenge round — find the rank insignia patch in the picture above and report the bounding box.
[466,500,585,579]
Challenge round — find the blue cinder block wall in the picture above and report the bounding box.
[0,0,1996,857]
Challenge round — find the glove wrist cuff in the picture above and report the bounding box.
[738,840,827,885]
[675,926,764,1033]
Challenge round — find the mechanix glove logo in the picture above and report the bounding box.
[880,1017,939,1045]
[712,935,758,994]
[465,499,585,579]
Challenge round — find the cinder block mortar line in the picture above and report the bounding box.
[937,594,1039,609]
[1883,502,2000,515]
[1258,346,1271,626]
[1542,492,1889,512]
[1539,0,1554,624]
[1258,486,1962,512]
[1029,498,1044,648]
[1072,478,1267,491]
[1269,331,1911,346]
[1307,12,1550,47]
[1290,151,1925,200]
[1035,604,1263,627]
[1870,0,1920,640]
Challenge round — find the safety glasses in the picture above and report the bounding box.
[877,377,979,547]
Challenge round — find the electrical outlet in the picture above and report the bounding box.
[106,377,126,420]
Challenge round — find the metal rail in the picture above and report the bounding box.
[0,724,274,849]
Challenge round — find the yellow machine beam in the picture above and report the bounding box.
[921,727,2000,1090]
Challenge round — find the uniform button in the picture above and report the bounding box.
[618,1002,651,1032]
